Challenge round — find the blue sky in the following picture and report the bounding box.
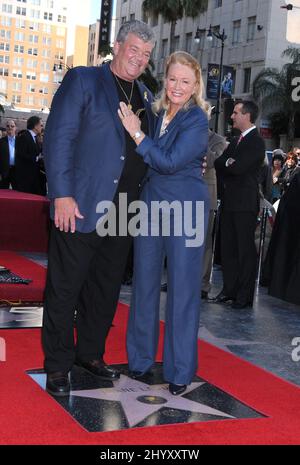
[90,0,101,22]
[90,0,116,23]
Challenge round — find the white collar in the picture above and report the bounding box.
[241,126,256,138]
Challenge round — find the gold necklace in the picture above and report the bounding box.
[114,74,134,110]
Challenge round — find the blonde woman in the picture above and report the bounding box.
[119,51,210,395]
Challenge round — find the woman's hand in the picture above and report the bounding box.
[118,101,143,141]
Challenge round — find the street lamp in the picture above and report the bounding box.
[280,3,300,10]
[195,25,227,133]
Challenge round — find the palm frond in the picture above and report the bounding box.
[282,46,300,64]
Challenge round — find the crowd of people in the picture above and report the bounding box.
[0,116,46,195]
[1,19,299,397]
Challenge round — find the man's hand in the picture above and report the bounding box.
[54,197,84,233]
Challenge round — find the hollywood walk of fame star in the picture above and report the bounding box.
[70,374,235,427]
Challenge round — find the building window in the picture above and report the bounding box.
[232,20,241,45]
[0,67,9,76]
[43,24,51,33]
[42,37,52,46]
[243,68,251,93]
[27,59,38,68]
[40,73,49,82]
[25,96,35,106]
[39,87,48,94]
[41,62,50,71]
[40,98,48,107]
[30,9,40,19]
[0,55,10,64]
[41,49,51,58]
[13,57,24,66]
[1,30,11,39]
[247,16,256,42]
[185,32,192,53]
[215,0,222,7]
[0,78,7,91]
[0,43,10,51]
[121,17,126,24]
[130,13,135,21]
[151,13,159,27]
[171,35,180,53]
[15,19,25,28]
[44,12,53,21]
[12,69,22,78]
[29,34,39,43]
[12,81,22,91]
[29,22,39,31]
[14,45,25,53]
[1,16,12,27]
[28,47,38,55]
[26,71,36,80]
[2,4,13,13]
[16,7,27,15]
[26,83,36,92]
[161,38,168,58]
[12,95,22,104]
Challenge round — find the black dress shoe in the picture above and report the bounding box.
[231,301,252,309]
[169,383,187,396]
[201,290,208,299]
[129,370,153,380]
[161,282,168,292]
[75,359,120,380]
[210,291,233,303]
[46,371,70,397]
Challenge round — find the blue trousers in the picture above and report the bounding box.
[126,206,208,385]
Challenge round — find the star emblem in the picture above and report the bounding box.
[71,374,234,428]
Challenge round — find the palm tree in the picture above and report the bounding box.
[252,46,300,148]
[142,0,208,54]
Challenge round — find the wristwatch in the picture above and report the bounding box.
[132,131,142,141]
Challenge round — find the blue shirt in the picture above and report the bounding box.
[8,136,15,166]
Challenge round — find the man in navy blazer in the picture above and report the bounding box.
[42,20,155,396]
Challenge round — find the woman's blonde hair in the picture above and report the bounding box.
[152,51,211,115]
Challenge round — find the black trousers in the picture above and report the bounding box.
[220,209,258,305]
[0,167,17,189]
[42,222,132,373]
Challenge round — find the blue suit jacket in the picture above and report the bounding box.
[43,63,154,232]
[136,105,209,205]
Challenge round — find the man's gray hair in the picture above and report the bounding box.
[116,20,155,44]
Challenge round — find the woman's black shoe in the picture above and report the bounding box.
[169,383,187,395]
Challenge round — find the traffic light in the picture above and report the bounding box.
[280,3,293,10]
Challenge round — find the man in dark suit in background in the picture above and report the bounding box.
[213,100,265,308]
[15,115,45,195]
[0,120,17,189]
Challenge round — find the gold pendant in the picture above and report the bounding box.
[128,104,132,110]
